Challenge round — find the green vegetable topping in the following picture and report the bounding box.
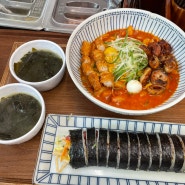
[106,37,148,82]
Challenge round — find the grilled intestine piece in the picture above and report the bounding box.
[119,132,129,169]
[128,133,140,170]
[69,129,86,168]
[138,133,151,170]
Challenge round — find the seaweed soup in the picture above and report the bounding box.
[14,48,63,82]
[0,93,41,140]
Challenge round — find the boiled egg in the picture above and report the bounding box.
[126,80,142,94]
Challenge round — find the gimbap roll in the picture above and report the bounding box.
[87,128,97,166]
[54,127,185,174]
[98,129,108,166]
[148,133,160,171]
[69,129,86,168]
[159,133,172,171]
[171,135,184,172]
[128,133,139,170]
[108,131,118,168]
[119,132,129,169]
[137,133,150,170]
[178,135,185,172]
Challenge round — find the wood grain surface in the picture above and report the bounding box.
[0,3,185,184]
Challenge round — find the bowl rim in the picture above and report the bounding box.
[9,39,66,85]
[66,8,185,115]
[0,83,46,144]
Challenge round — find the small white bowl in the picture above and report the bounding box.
[0,83,45,145]
[9,40,66,91]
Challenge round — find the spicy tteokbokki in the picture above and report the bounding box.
[80,26,179,110]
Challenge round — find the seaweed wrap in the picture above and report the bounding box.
[54,127,185,174]
[69,129,86,168]
[138,133,150,170]
[98,129,108,166]
[178,135,185,172]
[108,131,118,168]
[87,128,97,166]
[148,133,160,171]
[119,132,129,169]
[159,133,172,171]
[128,133,139,170]
[171,135,184,172]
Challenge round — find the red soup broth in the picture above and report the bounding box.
[81,27,179,110]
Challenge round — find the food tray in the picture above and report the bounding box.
[33,114,185,185]
[0,0,49,30]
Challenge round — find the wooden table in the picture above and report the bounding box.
[0,24,185,185]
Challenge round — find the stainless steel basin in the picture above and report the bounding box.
[0,0,122,32]
[52,0,107,24]
[43,0,111,33]
[0,0,48,29]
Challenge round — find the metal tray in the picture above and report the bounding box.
[0,0,48,30]
[43,0,121,33]
[0,0,122,32]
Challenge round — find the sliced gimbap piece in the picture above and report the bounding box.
[178,135,185,172]
[108,131,118,168]
[98,129,108,166]
[69,129,86,168]
[159,133,172,171]
[170,135,184,172]
[119,132,129,169]
[148,133,160,171]
[137,133,150,170]
[128,133,139,170]
[87,128,97,166]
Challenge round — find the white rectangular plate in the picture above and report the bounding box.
[33,114,185,185]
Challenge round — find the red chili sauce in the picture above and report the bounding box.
[81,27,179,110]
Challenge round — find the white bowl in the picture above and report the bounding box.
[9,40,66,91]
[66,8,185,115]
[0,83,45,145]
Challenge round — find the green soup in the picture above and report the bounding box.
[0,93,41,140]
[14,48,63,82]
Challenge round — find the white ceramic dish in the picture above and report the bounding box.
[33,114,185,185]
[9,39,66,91]
[0,83,45,145]
[66,8,185,115]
